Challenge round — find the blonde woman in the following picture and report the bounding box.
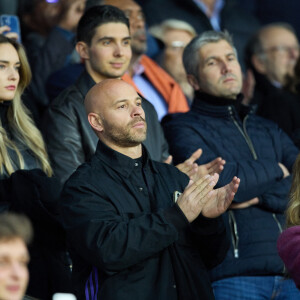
[277,154,300,290]
[0,34,52,178]
[0,34,72,299]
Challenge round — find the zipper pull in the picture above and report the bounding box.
[234,249,239,258]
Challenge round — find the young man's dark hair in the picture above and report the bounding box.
[77,5,130,45]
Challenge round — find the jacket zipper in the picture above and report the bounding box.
[228,107,258,160]
[272,213,283,233]
[228,107,283,263]
[273,213,285,273]
[228,211,239,258]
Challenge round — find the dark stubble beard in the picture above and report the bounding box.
[104,116,147,147]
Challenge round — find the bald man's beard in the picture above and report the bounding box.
[102,117,147,147]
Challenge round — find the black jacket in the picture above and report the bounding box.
[43,71,169,184]
[60,140,229,300]
[162,92,299,281]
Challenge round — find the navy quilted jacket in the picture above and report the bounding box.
[162,93,299,280]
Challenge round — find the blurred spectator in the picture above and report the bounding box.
[138,0,260,71]
[277,153,300,290]
[236,0,300,41]
[149,19,196,102]
[20,0,86,126]
[285,57,300,95]
[104,0,189,120]
[245,23,300,148]
[0,213,32,300]
[0,35,71,299]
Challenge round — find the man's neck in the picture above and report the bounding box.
[100,138,143,159]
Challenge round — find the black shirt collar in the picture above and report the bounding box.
[94,139,159,178]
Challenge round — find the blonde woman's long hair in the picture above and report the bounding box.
[0,35,52,176]
[286,154,300,227]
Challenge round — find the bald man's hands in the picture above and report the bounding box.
[202,176,240,218]
[171,149,225,180]
[177,174,240,222]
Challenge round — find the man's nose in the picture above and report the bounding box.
[131,104,144,117]
[114,44,124,57]
[221,61,231,74]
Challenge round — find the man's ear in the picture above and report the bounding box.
[76,41,90,60]
[88,113,103,133]
[187,74,200,91]
[251,54,267,75]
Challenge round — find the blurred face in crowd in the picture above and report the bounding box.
[255,27,299,85]
[163,29,194,97]
[105,0,147,55]
[77,22,132,82]
[87,80,147,151]
[0,238,29,300]
[0,43,20,102]
[189,39,242,99]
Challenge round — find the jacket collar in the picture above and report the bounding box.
[75,70,96,99]
[191,91,244,118]
[94,139,159,178]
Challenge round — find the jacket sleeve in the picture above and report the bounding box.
[163,121,283,202]
[190,214,229,269]
[61,180,190,273]
[43,102,87,184]
[279,128,299,171]
[258,176,292,213]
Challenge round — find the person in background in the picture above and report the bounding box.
[20,0,86,125]
[149,19,196,102]
[103,0,189,120]
[277,154,300,290]
[0,34,52,180]
[0,34,71,299]
[139,0,260,72]
[245,23,300,148]
[162,30,300,299]
[0,213,32,300]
